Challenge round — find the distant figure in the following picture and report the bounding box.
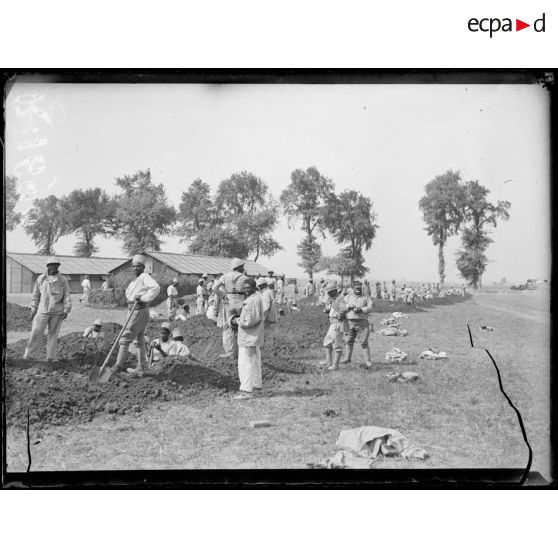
[101,277,110,291]
[304,279,317,305]
[362,279,371,297]
[167,277,179,321]
[388,280,396,302]
[83,318,104,339]
[196,279,206,315]
[80,275,91,304]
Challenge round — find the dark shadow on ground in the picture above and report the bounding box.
[265,387,332,398]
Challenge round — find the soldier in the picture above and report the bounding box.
[107,254,160,377]
[212,258,247,359]
[83,318,104,339]
[304,279,317,305]
[196,279,206,315]
[319,282,348,371]
[342,282,374,368]
[24,256,72,362]
[231,277,265,399]
[166,277,179,321]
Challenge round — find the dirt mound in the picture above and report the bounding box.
[5,306,329,430]
[6,302,32,332]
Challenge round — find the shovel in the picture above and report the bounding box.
[89,300,138,384]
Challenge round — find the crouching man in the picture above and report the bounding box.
[231,277,264,400]
[320,282,348,371]
[342,282,374,368]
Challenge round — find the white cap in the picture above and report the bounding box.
[132,254,146,266]
[93,319,102,326]
[202,273,208,278]
[231,258,245,270]
[160,322,171,332]
[172,328,182,338]
[256,277,268,287]
[172,277,178,283]
[326,282,338,293]
[46,256,61,265]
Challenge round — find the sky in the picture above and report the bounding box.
[5,81,551,285]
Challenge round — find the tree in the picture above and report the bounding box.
[177,179,218,243]
[189,226,249,259]
[215,171,268,217]
[419,170,467,287]
[281,166,335,279]
[62,188,117,256]
[24,195,65,254]
[324,190,378,282]
[456,180,511,290]
[296,236,323,278]
[113,169,176,256]
[6,175,22,231]
[318,252,360,285]
[215,172,282,261]
[234,201,282,261]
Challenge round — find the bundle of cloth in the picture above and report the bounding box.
[419,349,448,360]
[308,426,428,469]
[385,347,408,362]
[386,370,419,383]
[391,312,409,319]
[378,322,408,336]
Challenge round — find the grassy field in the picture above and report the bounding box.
[5,289,551,480]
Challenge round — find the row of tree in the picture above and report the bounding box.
[6,167,380,281]
[419,170,511,290]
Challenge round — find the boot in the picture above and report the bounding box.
[319,347,333,367]
[127,345,147,377]
[328,351,341,371]
[363,346,373,368]
[340,344,353,364]
[109,345,129,375]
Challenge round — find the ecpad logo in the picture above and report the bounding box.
[468,13,546,37]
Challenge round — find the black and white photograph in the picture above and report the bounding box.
[2,72,553,484]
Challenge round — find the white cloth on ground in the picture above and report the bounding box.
[419,349,448,360]
[392,312,409,319]
[385,347,408,362]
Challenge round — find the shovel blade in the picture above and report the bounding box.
[88,365,102,384]
[97,367,113,384]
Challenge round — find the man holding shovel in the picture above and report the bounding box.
[107,254,160,378]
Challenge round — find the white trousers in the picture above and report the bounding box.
[24,313,64,360]
[238,346,262,392]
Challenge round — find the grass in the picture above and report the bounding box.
[5,290,551,479]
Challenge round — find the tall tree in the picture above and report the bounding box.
[456,180,511,290]
[62,188,117,257]
[215,171,268,217]
[419,170,466,287]
[280,166,335,279]
[215,172,282,261]
[113,169,176,256]
[324,190,378,282]
[6,175,22,231]
[24,195,65,254]
[177,178,218,243]
[234,200,282,261]
[189,226,249,259]
[296,236,323,278]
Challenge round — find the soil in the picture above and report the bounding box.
[6,302,33,332]
[5,309,323,430]
[5,296,469,430]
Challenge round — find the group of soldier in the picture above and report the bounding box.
[20,252,464,400]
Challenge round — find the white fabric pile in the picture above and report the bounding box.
[419,349,448,360]
[378,324,408,336]
[392,312,409,319]
[309,426,428,469]
[385,347,408,362]
[386,371,419,383]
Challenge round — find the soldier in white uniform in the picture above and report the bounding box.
[166,277,179,321]
[342,283,374,368]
